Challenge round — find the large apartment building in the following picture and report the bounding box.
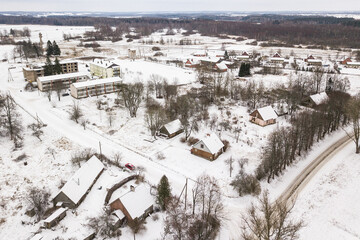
[89,59,120,79]
[23,60,79,83]
[70,77,122,99]
[37,72,90,92]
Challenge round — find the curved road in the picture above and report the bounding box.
[278,134,353,205]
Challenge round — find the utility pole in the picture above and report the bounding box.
[99,141,102,161]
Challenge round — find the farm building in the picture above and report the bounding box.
[250,106,278,127]
[309,92,329,106]
[70,77,122,99]
[109,184,154,225]
[158,119,184,138]
[90,59,120,78]
[191,133,224,161]
[340,57,352,65]
[346,62,360,69]
[37,72,90,92]
[43,207,67,229]
[52,156,104,208]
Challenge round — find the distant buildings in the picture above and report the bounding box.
[90,59,120,78]
[191,133,224,161]
[270,52,285,64]
[37,72,90,92]
[70,77,122,99]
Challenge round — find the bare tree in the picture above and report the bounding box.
[344,95,360,153]
[241,191,303,240]
[87,209,121,238]
[225,156,234,177]
[53,81,65,101]
[121,83,144,118]
[27,187,51,222]
[69,101,83,124]
[145,104,167,138]
[28,122,44,141]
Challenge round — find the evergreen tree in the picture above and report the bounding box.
[157,175,171,210]
[46,40,53,57]
[53,41,61,56]
[53,57,63,74]
[238,62,251,77]
[44,56,53,76]
[224,50,229,59]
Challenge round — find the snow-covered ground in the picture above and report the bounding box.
[0,24,360,240]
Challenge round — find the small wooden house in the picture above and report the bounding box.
[159,119,184,138]
[250,106,278,127]
[341,57,352,65]
[43,207,67,229]
[191,133,224,161]
[109,184,154,225]
[270,52,285,64]
[309,92,329,106]
[52,156,104,208]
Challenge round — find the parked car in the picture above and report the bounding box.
[125,163,135,171]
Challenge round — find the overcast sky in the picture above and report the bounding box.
[0,0,359,12]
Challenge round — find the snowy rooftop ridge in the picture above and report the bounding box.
[117,184,154,219]
[38,72,90,82]
[257,106,278,121]
[199,133,224,154]
[54,156,104,206]
[162,119,183,135]
[71,77,122,89]
[310,92,329,105]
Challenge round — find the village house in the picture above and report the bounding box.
[43,207,67,229]
[270,52,285,64]
[22,60,79,83]
[340,57,352,65]
[52,156,105,209]
[346,61,360,69]
[70,77,122,99]
[37,72,90,91]
[109,184,154,225]
[214,62,228,72]
[185,59,200,68]
[250,106,278,127]
[236,51,250,61]
[90,59,120,78]
[158,119,184,138]
[192,50,207,57]
[191,133,224,161]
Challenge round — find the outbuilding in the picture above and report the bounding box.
[159,119,184,138]
[43,207,67,229]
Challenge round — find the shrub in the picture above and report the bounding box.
[152,46,161,51]
[230,172,261,196]
[180,137,186,143]
[71,148,96,166]
[222,139,230,152]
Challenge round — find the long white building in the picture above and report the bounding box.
[70,77,122,99]
[37,72,91,91]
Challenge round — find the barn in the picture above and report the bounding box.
[158,119,184,138]
[191,133,224,161]
[109,184,154,225]
[52,156,105,208]
[250,106,278,127]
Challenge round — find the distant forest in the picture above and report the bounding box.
[1,14,360,48]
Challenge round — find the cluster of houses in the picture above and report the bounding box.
[340,57,360,69]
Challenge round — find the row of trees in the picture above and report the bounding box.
[44,56,63,76]
[46,40,61,56]
[257,91,350,182]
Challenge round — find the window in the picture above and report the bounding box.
[200,144,204,148]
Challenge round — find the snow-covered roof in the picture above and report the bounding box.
[55,156,104,205]
[38,72,90,83]
[215,62,228,70]
[237,55,250,59]
[192,51,207,56]
[307,59,323,63]
[256,106,278,121]
[113,209,125,219]
[117,184,154,219]
[29,234,43,240]
[310,92,329,105]
[198,133,224,155]
[43,207,67,224]
[90,59,119,69]
[72,77,122,89]
[59,59,78,64]
[347,62,360,66]
[270,57,285,61]
[162,119,183,135]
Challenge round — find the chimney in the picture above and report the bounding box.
[130,185,135,192]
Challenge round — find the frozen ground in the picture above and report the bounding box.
[0,24,360,240]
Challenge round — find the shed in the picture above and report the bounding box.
[309,92,329,106]
[52,156,105,208]
[159,119,184,138]
[191,133,224,161]
[43,207,67,228]
[109,184,154,224]
[250,106,278,127]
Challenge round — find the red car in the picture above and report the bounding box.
[125,163,135,171]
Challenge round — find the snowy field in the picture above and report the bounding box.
[0,24,360,240]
